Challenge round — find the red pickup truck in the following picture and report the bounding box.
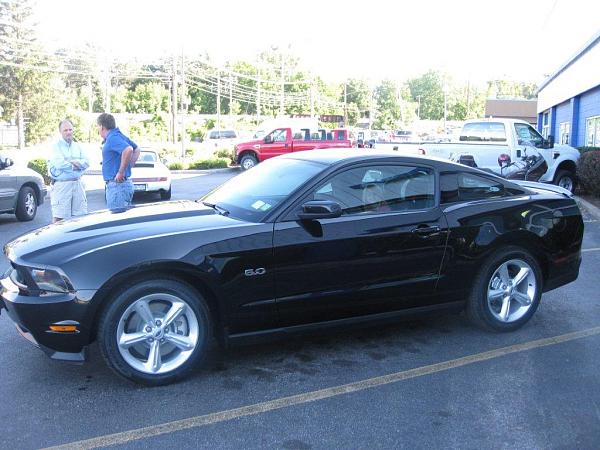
[235,127,355,170]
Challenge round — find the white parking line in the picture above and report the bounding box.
[582,248,600,253]
[44,326,600,450]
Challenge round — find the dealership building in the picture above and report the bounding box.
[537,30,600,147]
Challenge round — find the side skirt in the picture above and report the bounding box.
[225,301,465,347]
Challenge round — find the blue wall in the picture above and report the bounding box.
[554,100,571,139]
[577,85,600,146]
[539,84,600,147]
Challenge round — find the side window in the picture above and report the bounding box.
[311,165,435,215]
[440,172,459,204]
[515,123,543,147]
[458,173,505,201]
[460,122,506,142]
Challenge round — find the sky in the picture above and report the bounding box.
[34,0,600,87]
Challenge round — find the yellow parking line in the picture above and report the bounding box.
[44,326,600,450]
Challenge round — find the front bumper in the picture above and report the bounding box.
[0,274,92,362]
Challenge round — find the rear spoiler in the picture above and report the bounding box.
[514,180,573,198]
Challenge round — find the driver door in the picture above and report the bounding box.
[272,162,448,328]
[259,128,290,160]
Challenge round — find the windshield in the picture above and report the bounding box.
[202,157,325,222]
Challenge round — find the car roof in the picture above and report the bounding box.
[277,148,462,169]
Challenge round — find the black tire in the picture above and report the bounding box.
[553,169,576,192]
[15,186,37,221]
[160,186,172,200]
[240,153,258,171]
[98,278,211,386]
[467,246,542,332]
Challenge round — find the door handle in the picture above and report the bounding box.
[412,225,440,236]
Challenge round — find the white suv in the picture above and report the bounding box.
[205,129,239,150]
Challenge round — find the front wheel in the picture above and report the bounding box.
[15,186,37,221]
[98,278,211,385]
[553,170,575,192]
[553,170,576,192]
[467,247,542,332]
[240,154,258,171]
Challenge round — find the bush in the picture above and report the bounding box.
[168,162,185,170]
[215,148,234,162]
[577,150,600,196]
[577,146,600,154]
[188,158,229,170]
[27,158,51,185]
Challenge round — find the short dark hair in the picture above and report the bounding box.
[97,113,116,130]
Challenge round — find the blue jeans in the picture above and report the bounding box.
[106,179,134,209]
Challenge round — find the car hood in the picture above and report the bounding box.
[5,200,249,266]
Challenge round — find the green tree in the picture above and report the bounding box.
[405,70,445,120]
[0,0,66,147]
[373,79,401,129]
[343,79,371,125]
[124,82,169,113]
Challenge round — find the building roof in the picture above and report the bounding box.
[538,29,600,93]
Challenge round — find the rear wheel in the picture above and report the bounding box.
[467,247,542,332]
[98,278,210,385]
[553,169,575,192]
[160,186,172,200]
[15,186,37,221]
[240,154,258,171]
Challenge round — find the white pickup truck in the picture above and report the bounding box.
[374,119,580,191]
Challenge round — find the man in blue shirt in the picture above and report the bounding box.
[48,119,90,222]
[97,113,140,209]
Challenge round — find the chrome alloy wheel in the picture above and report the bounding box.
[487,259,537,323]
[24,191,36,216]
[116,293,199,374]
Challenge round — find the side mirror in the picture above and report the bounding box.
[298,200,342,220]
[545,135,555,149]
[264,135,273,144]
[498,153,511,167]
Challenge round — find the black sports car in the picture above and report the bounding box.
[0,150,583,385]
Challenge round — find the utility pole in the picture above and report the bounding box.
[88,75,93,142]
[216,69,221,131]
[180,49,186,158]
[103,64,111,113]
[280,51,285,116]
[443,79,448,134]
[171,56,178,144]
[310,79,315,117]
[416,95,421,120]
[229,70,233,124]
[256,73,261,123]
[343,83,347,127]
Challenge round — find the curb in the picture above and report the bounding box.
[575,195,600,220]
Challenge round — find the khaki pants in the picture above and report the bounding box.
[50,179,87,220]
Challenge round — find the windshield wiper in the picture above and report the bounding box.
[202,201,230,216]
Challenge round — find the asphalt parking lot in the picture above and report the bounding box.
[1,173,600,449]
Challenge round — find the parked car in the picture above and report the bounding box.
[0,150,583,385]
[204,129,239,150]
[418,119,580,192]
[0,154,47,221]
[131,149,172,200]
[235,127,354,170]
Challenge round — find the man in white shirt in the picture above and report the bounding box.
[47,119,90,222]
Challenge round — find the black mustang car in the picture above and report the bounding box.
[0,150,583,385]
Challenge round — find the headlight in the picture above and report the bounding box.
[27,267,73,293]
